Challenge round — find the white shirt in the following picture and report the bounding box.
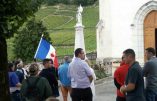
[68,57,92,88]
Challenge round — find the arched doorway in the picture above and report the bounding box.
[133,1,157,65]
[144,10,157,59]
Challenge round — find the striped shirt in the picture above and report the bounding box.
[68,57,92,88]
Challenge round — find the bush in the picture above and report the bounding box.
[95,70,106,79]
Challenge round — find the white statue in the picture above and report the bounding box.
[76,5,83,25]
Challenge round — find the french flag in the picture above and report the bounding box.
[34,38,59,68]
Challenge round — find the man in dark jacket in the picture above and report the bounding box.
[39,59,59,97]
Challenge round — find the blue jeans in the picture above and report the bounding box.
[145,89,157,101]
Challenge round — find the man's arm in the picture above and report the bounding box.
[83,62,93,83]
[143,62,150,77]
[16,83,21,87]
[120,83,135,93]
[88,75,93,83]
[121,67,138,94]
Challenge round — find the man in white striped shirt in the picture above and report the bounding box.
[68,48,93,101]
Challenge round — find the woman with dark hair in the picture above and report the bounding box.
[8,62,21,101]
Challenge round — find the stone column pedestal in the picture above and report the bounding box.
[74,24,86,55]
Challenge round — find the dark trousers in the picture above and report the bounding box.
[116,96,126,101]
[11,92,21,101]
[70,87,93,101]
[145,89,157,101]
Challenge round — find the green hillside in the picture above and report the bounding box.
[7,3,99,60]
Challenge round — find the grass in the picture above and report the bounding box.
[7,3,99,60]
[42,15,72,29]
[83,6,99,27]
[35,6,57,20]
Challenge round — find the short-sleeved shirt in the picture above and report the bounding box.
[68,57,92,88]
[58,62,71,86]
[143,57,157,91]
[125,61,145,101]
[9,72,20,87]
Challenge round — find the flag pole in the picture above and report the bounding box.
[34,34,44,59]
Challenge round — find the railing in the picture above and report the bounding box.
[57,52,97,64]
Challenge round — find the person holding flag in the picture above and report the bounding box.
[39,59,59,97]
[34,35,59,97]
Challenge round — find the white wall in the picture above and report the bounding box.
[98,0,157,63]
[110,0,152,57]
[98,0,112,58]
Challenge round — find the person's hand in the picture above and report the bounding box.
[120,85,126,94]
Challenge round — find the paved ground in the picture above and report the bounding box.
[57,78,116,101]
[95,80,116,101]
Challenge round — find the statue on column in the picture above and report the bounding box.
[76,5,83,25]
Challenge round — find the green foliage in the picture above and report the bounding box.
[13,18,51,62]
[47,5,98,56]
[43,15,71,29]
[49,29,75,56]
[35,6,57,20]
[49,28,96,56]
[58,0,71,4]
[0,0,43,38]
[0,0,43,100]
[7,4,99,60]
[73,0,97,6]
[46,0,58,5]
[7,38,15,61]
[95,70,106,79]
[44,0,97,5]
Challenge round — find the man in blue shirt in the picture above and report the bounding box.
[68,48,93,101]
[58,56,71,101]
[8,63,21,101]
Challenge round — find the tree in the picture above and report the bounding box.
[44,0,97,5]
[58,0,71,4]
[73,0,97,6]
[46,0,58,5]
[0,0,42,100]
[14,18,51,62]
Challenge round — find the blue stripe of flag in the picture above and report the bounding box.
[35,38,50,60]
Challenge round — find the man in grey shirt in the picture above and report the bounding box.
[68,48,93,101]
[143,47,157,101]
